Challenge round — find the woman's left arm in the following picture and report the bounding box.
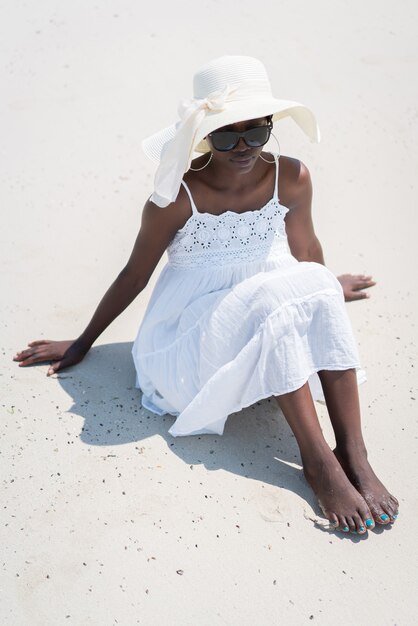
[283,159,375,302]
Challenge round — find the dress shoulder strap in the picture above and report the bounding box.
[273,152,280,201]
[181,180,199,215]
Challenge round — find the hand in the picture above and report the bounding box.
[13,339,88,376]
[337,274,376,302]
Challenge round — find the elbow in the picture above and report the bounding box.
[292,238,324,264]
[308,238,325,264]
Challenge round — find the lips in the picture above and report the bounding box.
[230,155,254,165]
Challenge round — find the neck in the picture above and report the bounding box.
[206,154,264,191]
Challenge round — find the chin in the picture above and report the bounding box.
[229,155,257,170]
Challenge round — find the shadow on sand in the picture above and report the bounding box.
[55,341,387,540]
[56,342,315,501]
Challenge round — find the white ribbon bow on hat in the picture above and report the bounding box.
[151,84,237,208]
[178,83,235,121]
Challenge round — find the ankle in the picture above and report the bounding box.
[335,439,368,460]
[301,444,339,477]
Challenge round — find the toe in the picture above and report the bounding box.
[381,502,397,523]
[386,497,399,521]
[366,500,391,525]
[353,514,367,534]
[391,507,399,522]
[328,513,339,528]
[358,502,372,528]
[379,497,399,523]
[338,516,350,533]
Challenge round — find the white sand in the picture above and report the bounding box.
[1,1,418,624]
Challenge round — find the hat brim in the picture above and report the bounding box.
[142,98,320,163]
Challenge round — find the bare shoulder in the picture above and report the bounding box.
[278,156,312,211]
[141,184,194,238]
[122,185,196,285]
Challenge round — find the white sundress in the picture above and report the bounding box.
[132,154,362,437]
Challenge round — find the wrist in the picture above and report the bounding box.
[74,335,93,352]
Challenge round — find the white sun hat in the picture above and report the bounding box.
[143,55,320,208]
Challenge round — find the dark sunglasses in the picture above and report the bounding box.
[208,122,273,152]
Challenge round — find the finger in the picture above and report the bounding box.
[14,344,48,360]
[348,290,369,301]
[352,283,375,292]
[18,354,52,367]
[19,356,42,367]
[18,347,63,366]
[15,346,63,363]
[14,348,36,361]
[47,361,63,376]
[355,279,376,288]
[351,285,373,298]
[349,277,375,287]
[355,274,373,281]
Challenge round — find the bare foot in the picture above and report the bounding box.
[303,447,373,534]
[334,446,399,526]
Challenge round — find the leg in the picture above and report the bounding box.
[275,382,373,533]
[318,369,399,524]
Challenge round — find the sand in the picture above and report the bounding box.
[1,1,418,624]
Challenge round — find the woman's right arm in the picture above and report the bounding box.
[13,194,190,375]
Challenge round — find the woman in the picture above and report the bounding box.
[14,56,398,534]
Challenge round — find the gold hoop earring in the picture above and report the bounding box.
[259,133,281,163]
[189,153,213,171]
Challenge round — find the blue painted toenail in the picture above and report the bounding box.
[392,514,398,519]
[359,526,365,532]
[343,526,349,532]
[366,519,374,528]
[380,514,389,521]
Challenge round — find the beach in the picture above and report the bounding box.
[1,1,418,624]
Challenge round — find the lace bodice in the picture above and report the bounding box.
[167,154,290,269]
[167,198,289,268]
